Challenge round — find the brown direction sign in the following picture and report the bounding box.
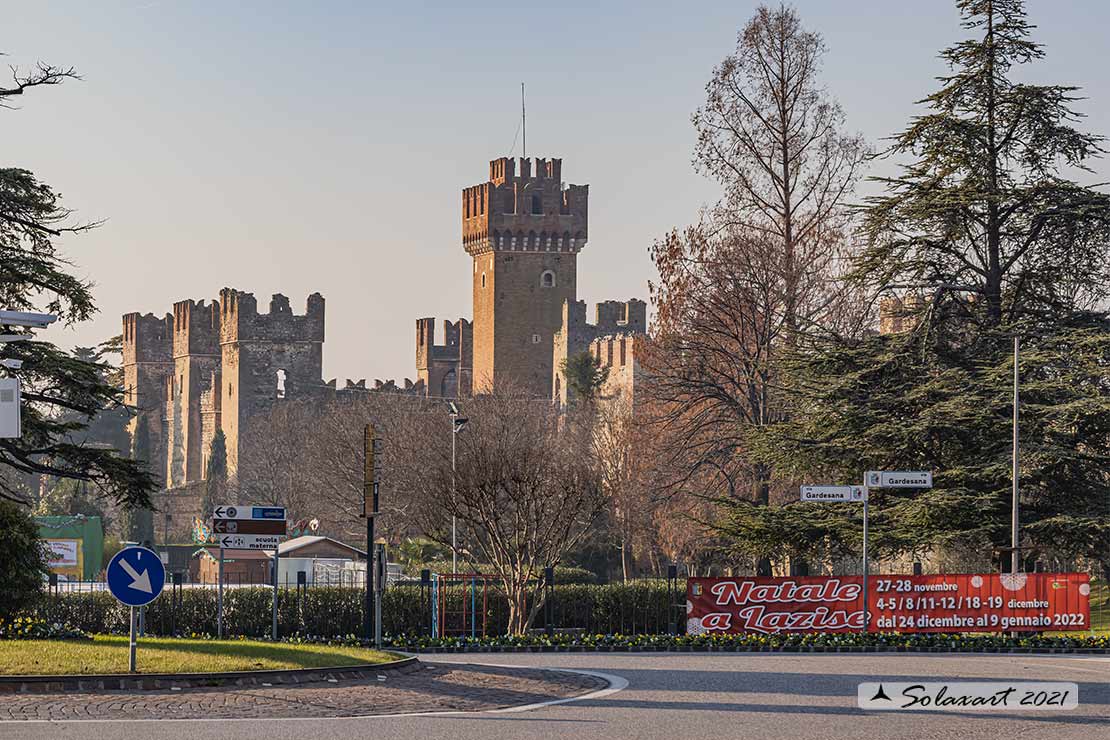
[212,518,287,536]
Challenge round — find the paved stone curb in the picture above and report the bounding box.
[398,645,1109,655]
[0,656,418,694]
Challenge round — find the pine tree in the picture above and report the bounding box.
[857,0,1110,326]
[200,430,228,519]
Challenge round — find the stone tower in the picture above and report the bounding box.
[168,299,221,487]
[462,156,588,395]
[121,311,174,486]
[218,289,326,475]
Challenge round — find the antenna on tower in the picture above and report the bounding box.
[521,82,526,160]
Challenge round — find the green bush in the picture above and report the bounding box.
[36,579,679,637]
[0,501,49,622]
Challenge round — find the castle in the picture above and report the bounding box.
[123,289,428,490]
[123,156,648,493]
[416,156,646,405]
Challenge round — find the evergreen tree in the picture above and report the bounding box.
[120,415,155,544]
[857,0,1110,326]
[561,351,609,404]
[200,430,228,519]
[722,0,1110,566]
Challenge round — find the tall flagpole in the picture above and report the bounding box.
[521,82,526,160]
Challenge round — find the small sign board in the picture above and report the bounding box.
[218,534,283,550]
[212,505,286,521]
[212,519,287,536]
[801,485,867,503]
[865,471,932,488]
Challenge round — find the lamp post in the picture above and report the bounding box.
[447,401,468,573]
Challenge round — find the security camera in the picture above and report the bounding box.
[0,310,58,330]
[447,400,461,415]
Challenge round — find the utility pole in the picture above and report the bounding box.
[1011,336,1020,576]
[363,424,380,642]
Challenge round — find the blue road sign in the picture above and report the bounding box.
[252,506,286,520]
[106,546,165,607]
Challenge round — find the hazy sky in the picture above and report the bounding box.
[5,1,1108,382]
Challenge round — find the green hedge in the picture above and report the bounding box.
[36,580,679,638]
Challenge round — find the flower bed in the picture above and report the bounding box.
[279,631,1110,653]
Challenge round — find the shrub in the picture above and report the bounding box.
[35,579,679,638]
[0,500,49,622]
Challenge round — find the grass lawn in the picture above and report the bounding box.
[0,636,400,675]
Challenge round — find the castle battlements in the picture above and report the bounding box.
[415,317,472,398]
[122,312,173,365]
[218,288,325,344]
[553,298,648,409]
[462,157,588,257]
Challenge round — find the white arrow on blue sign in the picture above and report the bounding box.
[106,546,165,607]
[212,504,286,520]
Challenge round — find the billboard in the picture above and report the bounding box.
[43,538,83,576]
[686,573,1091,634]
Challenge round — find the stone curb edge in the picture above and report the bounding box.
[0,655,419,694]
[397,645,1110,655]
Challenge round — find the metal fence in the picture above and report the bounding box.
[38,563,1108,638]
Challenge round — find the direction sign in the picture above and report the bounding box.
[218,534,283,550]
[865,471,933,488]
[212,518,287,535]
[106,546,165,607]
[801,485,867,502]
[212,505,286,520]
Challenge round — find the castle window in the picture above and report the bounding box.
[481,273,486,289]
[531,193,542,215]
[276,369,287,399]
[540,270,555,288]
[228,383,233,397]
[532,334,540,344]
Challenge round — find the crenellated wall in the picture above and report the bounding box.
[552,298,647,410]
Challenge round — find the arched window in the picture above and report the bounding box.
[481,272,487,288]
[531,193,543,214]
[540,270,555,288]
[441,369,457,398]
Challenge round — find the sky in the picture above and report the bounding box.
[4,0,1109,383]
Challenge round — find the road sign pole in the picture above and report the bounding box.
[861,494,869,634]
[272,545,279,641]
[129,606,137,673]
[217,546,224,640]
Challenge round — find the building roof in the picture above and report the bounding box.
[193,547,272,561]
[276,535,366,558]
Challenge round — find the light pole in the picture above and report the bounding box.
[447,401,467,573]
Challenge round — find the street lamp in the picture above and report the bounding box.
[447,401,468,573]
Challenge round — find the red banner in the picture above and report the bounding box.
[686,573,1091,634]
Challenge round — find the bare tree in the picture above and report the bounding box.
[404,390,606,634]
[693,4,867,333]
[645,6,867,523]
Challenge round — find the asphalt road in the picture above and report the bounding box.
[4,652,1108,740]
